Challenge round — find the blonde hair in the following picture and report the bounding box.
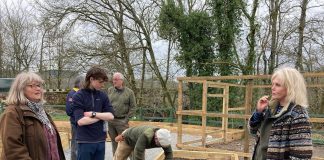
[271,67,308,108]
[6,72,45,105]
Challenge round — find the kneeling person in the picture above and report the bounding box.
[114,126,173,160]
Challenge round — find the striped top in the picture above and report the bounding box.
[249,103,313,160]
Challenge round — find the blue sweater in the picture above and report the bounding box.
[66,88,78,124]
[72,88,114,142]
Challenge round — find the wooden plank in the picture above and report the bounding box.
[183,79,205,84]
[202,80,208,147]
[207,93,224,98]
[176,110,202,116]
[176,110,251,119]
[178,80,183,145]
[228,107,246,111]
[310,118,324,123]
[180,110,323,123]
[176,144,251,158]
[223,86,229,142]
[208,83,246,88]
[177,72,324,81]
[244,80,253,159]
[155,150,239,160]
[177,75,272,81]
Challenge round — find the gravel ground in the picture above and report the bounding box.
[64,133,199,160]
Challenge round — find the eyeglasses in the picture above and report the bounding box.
[26,84,44,89]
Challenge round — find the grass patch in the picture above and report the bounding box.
[50,114,69,121]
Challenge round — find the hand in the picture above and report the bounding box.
[84,112,92,117]
[256,96,269,113]
[115,134,125,142]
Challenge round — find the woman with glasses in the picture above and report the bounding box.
[0,72,65,160]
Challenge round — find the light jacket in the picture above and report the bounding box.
[0,105,65,160]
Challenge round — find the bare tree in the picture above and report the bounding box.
[1,0,38,75]
[118,0,174,106]
[295,0,309,71]
[268,0,280,74]
[34,0,139,91]
[238,0,260,75]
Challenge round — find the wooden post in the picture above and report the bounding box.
[177,80,183,146]
[223,85,229,142]
[202,80,208,147]
[244,79,253,159]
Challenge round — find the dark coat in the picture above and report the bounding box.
[0,105,65,160]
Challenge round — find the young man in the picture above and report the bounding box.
[72,66,114,160]
[65,76,83,160]
[113,126,173,160]
[107,72,137,155]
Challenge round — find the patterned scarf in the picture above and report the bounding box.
[26,101,54,134]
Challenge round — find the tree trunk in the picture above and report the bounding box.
[296,0,308,71]
[241,0,260,75]
[39,30,46,74]
[269,0,280,74]
[116,1,137,94]
[139,47,146,106]
[120,1,174,106]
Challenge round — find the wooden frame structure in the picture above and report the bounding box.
[176,72,324,159]
[155,150,239,160]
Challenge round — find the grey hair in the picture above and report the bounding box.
[6,72,45,105]
[113,72,124,81]
[73,76,84,88]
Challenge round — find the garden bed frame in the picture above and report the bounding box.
[154,150,239,160]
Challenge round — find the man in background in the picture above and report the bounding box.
[66,76,83,160]
[108,72,137,156]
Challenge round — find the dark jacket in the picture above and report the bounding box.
[72,88,114,142]
[66,88,79,124]
[249,103,312,160]
[0,105,65,160]
[123,126,173,160]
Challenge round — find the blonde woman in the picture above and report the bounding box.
[249,67,312,159]
[0,72,65,160]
